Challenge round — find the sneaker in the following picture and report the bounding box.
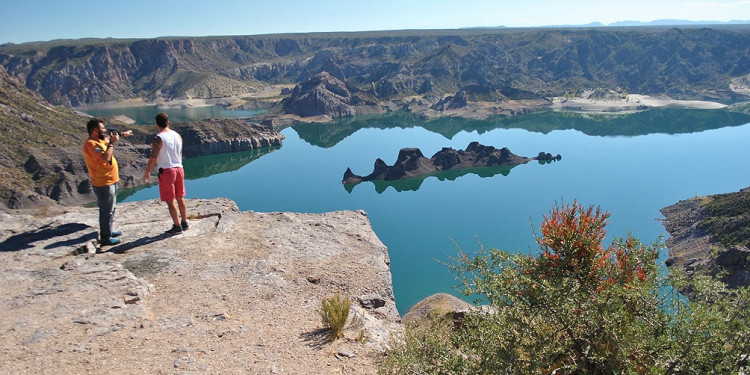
[100,237,121,246]
[165,225,183,234]
[111,230,122,238]
[181,221,189,231]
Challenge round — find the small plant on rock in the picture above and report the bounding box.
[318,294,351,342]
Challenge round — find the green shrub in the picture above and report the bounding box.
[318,294,351,342]
[380,201,750,374]
[699,190,750,247]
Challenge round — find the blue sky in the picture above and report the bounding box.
[2,0,749,44]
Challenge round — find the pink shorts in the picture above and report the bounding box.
[158,167,186,202]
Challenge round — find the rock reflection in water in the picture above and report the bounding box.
[344,165,518,194]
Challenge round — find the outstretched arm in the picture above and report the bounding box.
[97,131,132,163]
[143,136,162,183]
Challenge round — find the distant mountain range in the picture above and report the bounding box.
[466,19,750,29]
[607,19,750,27]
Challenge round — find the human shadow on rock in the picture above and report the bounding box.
[99,233,176,255]
[44,231,98,250]
[0,223,93,252]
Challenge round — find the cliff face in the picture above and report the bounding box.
[2,27,749,107]
[173,119,285,158]
[0,198,401,374]
[661,187,750,290]
[0,39,266,106]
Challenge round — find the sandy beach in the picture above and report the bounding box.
[551,94,728,112]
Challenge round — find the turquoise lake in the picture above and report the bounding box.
[86,106,750,314]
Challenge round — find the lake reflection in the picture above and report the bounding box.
[293,108,750,147]
[118,105,750,314]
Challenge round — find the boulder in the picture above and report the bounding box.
[401,293,474,327]
[431,90,468,111]
[283,72,356,118]
[537,151,562,161]
[715,245,750,267]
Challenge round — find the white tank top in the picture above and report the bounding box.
[156,129,183,169]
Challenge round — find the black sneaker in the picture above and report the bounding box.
[165,225,183,234]
[181,220,189,231]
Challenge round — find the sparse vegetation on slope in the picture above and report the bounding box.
[0,66,94,207]
[698,189,750,248]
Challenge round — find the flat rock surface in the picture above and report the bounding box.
[0,198,401,374]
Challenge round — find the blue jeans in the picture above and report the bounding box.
[93,184,117,240]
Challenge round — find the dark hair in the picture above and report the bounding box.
[155,112,169,128]
[86,118,104,135]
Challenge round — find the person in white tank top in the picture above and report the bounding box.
[143,113,189,234]
[155,129,183,170]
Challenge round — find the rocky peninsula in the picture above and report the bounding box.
[661,186,750,291]
[0,198,402,374]
[343,142,560,184]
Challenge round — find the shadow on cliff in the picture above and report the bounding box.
[99,233,177,255]
[0,222,181,254]
[0,223,96,252]
[344,165,519,194]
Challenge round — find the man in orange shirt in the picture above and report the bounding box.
[82,118,132,246]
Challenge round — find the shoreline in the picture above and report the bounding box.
[75,86,290,111]
[75,91,735,125]
[75,96,246,110]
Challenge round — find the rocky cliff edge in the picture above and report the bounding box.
[661,187,750,291]
[0,198,402,374]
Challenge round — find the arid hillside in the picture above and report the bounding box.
[2,26,749,108]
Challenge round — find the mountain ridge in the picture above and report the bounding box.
[2,25,749,110]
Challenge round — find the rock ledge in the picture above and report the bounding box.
[0,198,401,374]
